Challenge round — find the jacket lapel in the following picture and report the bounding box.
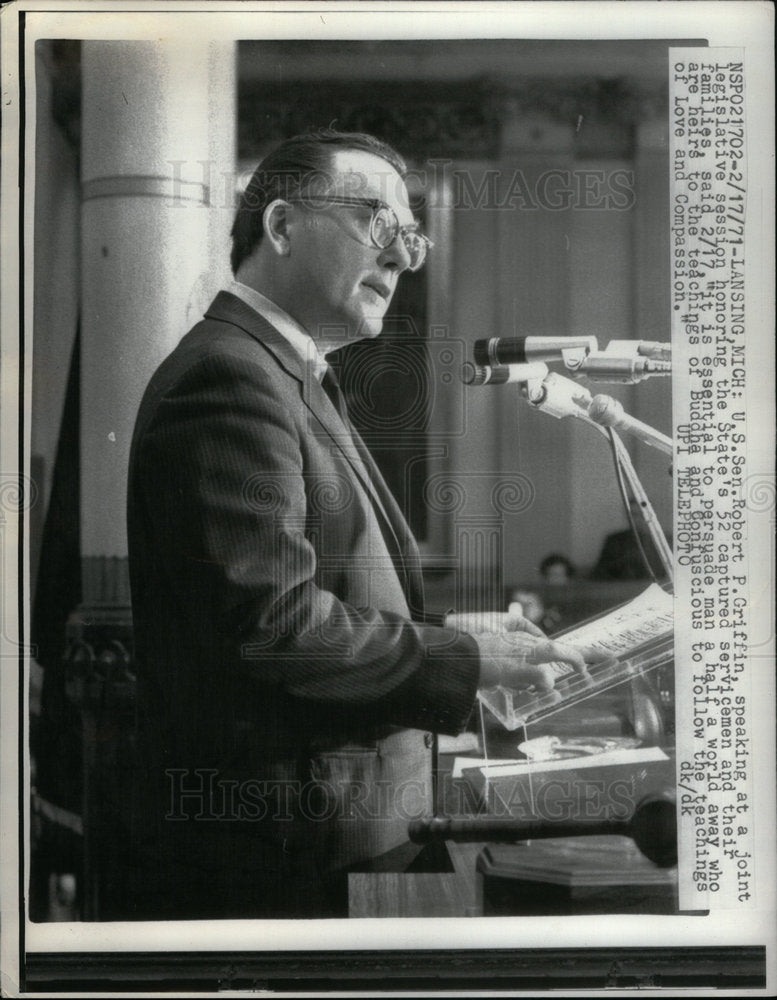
[205,291,309,383]
[203,292,423,613]
[205,294,389,514]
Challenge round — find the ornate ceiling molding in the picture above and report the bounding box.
[238,77,667,162]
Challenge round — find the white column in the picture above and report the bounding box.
[79,40,235,595]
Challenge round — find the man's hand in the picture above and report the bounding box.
[444,610,545,638]
[474,630,592,693]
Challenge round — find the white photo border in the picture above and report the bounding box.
[1,0,774,994]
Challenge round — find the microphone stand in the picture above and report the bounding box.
[604,430,674,587]
[410,792,677,868]
[521,369,674,587]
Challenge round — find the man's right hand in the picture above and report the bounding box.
[474,630,592,693]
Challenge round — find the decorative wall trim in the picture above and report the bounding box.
[43,38,671,163]
[238,81,503,161]
[81,174,209,205]
[238,77,667,162]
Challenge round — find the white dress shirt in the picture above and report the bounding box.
[227,280,329,379]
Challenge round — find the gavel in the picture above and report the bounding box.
[409,792,677,868]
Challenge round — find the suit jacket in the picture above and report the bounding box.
[124,291,479,918]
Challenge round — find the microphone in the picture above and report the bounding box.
[462,361,548,386]
[462,369,673,454]
[524,371,592,420]
[588,395,673,455]
[607,340,672,362]
[474,336,597,368]
[463,367,593,422]
[577,353,672,384]
[472,338,671,383]
[409,792,677,868]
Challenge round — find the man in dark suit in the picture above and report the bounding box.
[125,129,591,919]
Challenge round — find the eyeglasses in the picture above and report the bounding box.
[288,194,433,272]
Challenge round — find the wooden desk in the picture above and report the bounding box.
[349,872,474,918]
[477,836,677,915]
[349,837,677,918]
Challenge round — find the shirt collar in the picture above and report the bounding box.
[227,280,329,379]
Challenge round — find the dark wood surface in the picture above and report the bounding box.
[348,836,677,917]
[349,873,474,918]
[350,745,678,917]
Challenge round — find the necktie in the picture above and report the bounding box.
[321,365,350,424]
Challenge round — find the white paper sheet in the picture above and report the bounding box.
[453,745,669,779]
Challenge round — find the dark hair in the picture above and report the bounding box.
[230,128,407,275]
[539,553,576,578]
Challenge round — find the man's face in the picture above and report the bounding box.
[285,148,416,345]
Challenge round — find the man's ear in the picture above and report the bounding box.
[262,198,293,256]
